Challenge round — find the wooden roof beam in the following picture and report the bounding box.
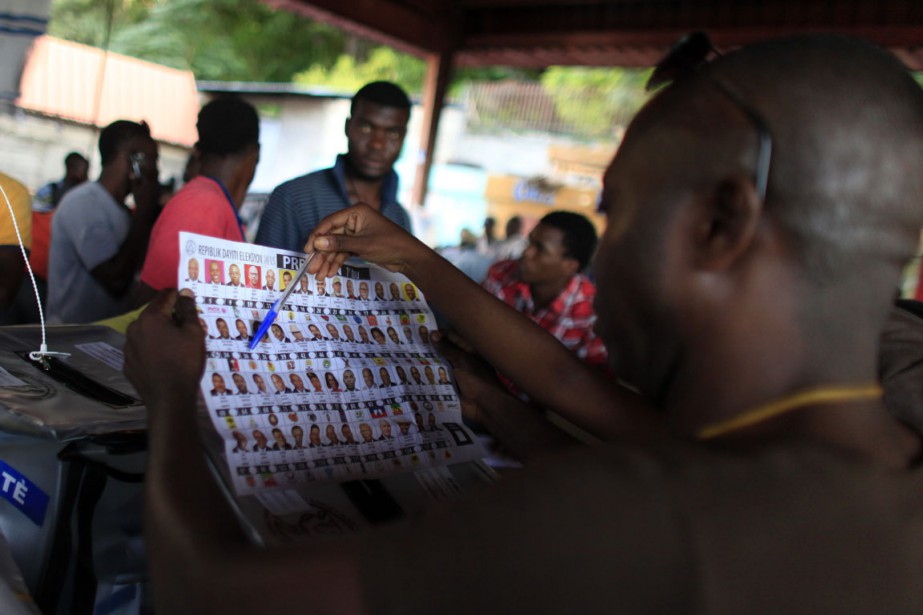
[264,0,457,56]
[458,25,923,68]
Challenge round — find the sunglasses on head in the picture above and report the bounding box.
[646,32,772,202]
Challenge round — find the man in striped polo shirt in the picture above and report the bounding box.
[255,81,413,252]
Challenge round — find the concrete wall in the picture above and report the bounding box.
[224,93,470,201]
[207,91,613,247]
[1,90,605,250]
[0,107,189,194]
[245,95,353,193]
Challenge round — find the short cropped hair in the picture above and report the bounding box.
[196,96,260,157]
[64,152,87,169]
[540,211,598,272]
[505,216,523,237]
[98,120,151,166]
[351,81,411,115]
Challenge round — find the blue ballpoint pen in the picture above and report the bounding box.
[248,252,317,350]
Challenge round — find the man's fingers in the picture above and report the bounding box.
[173,292,198,326]
[311,233,364,255]
[434,336,470,369]
[344,211,362,235]
[308,204,371,244]
[309,252,349,280]
[459,397,482,425]
[445,331,477,354]
[147,288,178,319]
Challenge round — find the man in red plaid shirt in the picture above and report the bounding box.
[483,211,608,368]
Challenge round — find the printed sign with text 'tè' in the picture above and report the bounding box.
[0,460,50,525]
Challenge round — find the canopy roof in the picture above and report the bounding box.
[265,0,923,206]
[267,0,923,69]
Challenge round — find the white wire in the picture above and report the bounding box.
[0,179,69,361]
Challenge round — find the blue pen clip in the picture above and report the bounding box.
[248,252,316,350]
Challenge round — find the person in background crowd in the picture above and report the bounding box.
[137,96,260,304]
[483,210,608,372]
[0,171,32,324]
[48,120,160,323]
[255,81,413,251]
[25,152,90,321]
[33,152,89,212]
[493,215,528,262]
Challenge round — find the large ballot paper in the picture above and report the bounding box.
[178,232,485,498]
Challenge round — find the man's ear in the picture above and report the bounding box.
[344,117,351,136]
[692,174,763,271]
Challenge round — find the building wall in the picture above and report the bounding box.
[243,95,352,193]
[0,108,189,194]
[207,92,469,200]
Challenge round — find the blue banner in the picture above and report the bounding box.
[0,460,49,526]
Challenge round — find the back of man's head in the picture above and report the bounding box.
[633,35,923,325]
[505,216,523,239]
[196,96,260,158]
[351,81,411,115]
[98,120,151,166]
[64,151,87,171]
[718,36,923,281]
[540,211,597,272]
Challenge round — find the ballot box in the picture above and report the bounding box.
[0,300,500,612]
[0,325,148,615]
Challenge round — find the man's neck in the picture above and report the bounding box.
[201,157,245,208]
[344,163,384,211]
[661,297,920,467]
[529,277,570,311]
[98,170,129,205]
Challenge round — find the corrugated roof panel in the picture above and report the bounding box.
[18,36,198,146]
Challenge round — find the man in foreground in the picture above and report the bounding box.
[126,35,923,613]
[255,81,413,252]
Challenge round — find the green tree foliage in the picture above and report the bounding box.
[540,66,650,139]
[49,0,153,48]
[49,0,654,140]
[294,47,426,95]
[294,50,545,98]
[50,0,345,82]
[50,0,552,96]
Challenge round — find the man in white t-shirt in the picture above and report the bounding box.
[48,120,160,323]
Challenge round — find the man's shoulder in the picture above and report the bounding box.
[273,167,337,196]
[34,181,57,200]
[381,200,412,231]
[567,273,598,301]
[167,177,224,208]
[258,166,345,249]
[56,182,112,215]
[486,259,521,285]
[0,171,31,247]
[0,172,29,203]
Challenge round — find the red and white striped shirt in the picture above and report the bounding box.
[483,259,609,368]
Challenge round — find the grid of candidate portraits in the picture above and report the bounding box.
[178,233,483,495]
